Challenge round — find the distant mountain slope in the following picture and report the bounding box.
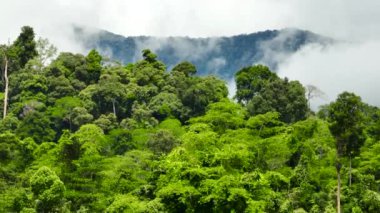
[74,27,333,78]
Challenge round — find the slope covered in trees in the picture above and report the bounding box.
[1,27,379,212]
[74,26,333,78]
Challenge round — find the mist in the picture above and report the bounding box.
[1,0,379,108]
[277,40,380,109]
[133,37,223,61]
[2,0,380,52]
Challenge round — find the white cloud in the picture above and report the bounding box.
[2,0,379,51]
[278,41,380,109]
[286,0,380,41]
[256,29,314,69]
[227,79,237,99]
[134,37,222,62]
[1,0,379,106]
[207,57,227,75]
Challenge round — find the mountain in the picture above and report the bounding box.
[73,27,333,78]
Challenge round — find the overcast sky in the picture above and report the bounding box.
[1,0,380,107]
[1,0,379,42]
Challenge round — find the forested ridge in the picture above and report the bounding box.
[74,26,332,78]
[0,27,379,213]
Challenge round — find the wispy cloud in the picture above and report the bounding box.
[2,0,380,51]
[1,0,379,107]
[133,37,222,62]
[278,41,380,109]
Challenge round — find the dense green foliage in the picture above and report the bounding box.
[235,65,308,123]
[1,27,379,212]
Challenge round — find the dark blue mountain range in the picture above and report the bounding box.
[74,27,333,78]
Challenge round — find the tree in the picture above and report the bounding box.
[46,75,76,102]
[172,61,197,77]
[182,76,228,116]
[168,66,193,97]
[305,84,325,110]
[1,47,9,118]
[70,107,94,129]
[0,132,27,169]
[367,109,380,141]
[123,102,158,129]
[12,26,38,68]
[142,49,158,63]
[35,37,57,67]
[106,128,133,155]
[85,49,102,84]
[17,110,56,143]
[133,50,167,89]
[24,37,57,73]
[235,65,278,105]
[0,113,20,132]
[58,125,106,210]
[246,78,308,123]
[105,194,149,212]
[328,92,366,213]
[48,96,83,131]
[50,52,85,79]
[235,65,308,123]
[93,74,128,117]
[190,99,247,134]
[148,92,184,121]
[8,69,48,104]
[93,113,118,133]
[30,166,65,212]
[147,130,179,155]
[246,112,284,138]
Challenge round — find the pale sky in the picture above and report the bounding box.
[1,0,379,42]
[1,0,380,107]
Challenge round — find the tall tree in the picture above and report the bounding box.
[30,166,65,212]
[305,84,325,110]
[27,37,58,73]
[93,74,127,117]
[36,37,57,66]
[1,48,9,118]
[235,65,308,123]
[328,92,366,213]
[182,76,228,116]
[235,65,278,105]
[85,49,102,84]
[246,77,308,123]
[172,61,197,77]
[12,26,38,68]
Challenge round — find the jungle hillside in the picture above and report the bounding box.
[1,26,380,213]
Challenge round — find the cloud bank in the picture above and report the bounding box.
[1,0,379,107]
[1,0,380,48]
[278,41,380,109]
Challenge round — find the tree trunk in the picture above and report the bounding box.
[3,56,9,119]
[112,99,117,118]
[69,113,72,132]
[307,91,311,110]
[349,155,352,187]
[336,163,341,213]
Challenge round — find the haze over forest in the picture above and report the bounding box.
[2,0,380,107]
